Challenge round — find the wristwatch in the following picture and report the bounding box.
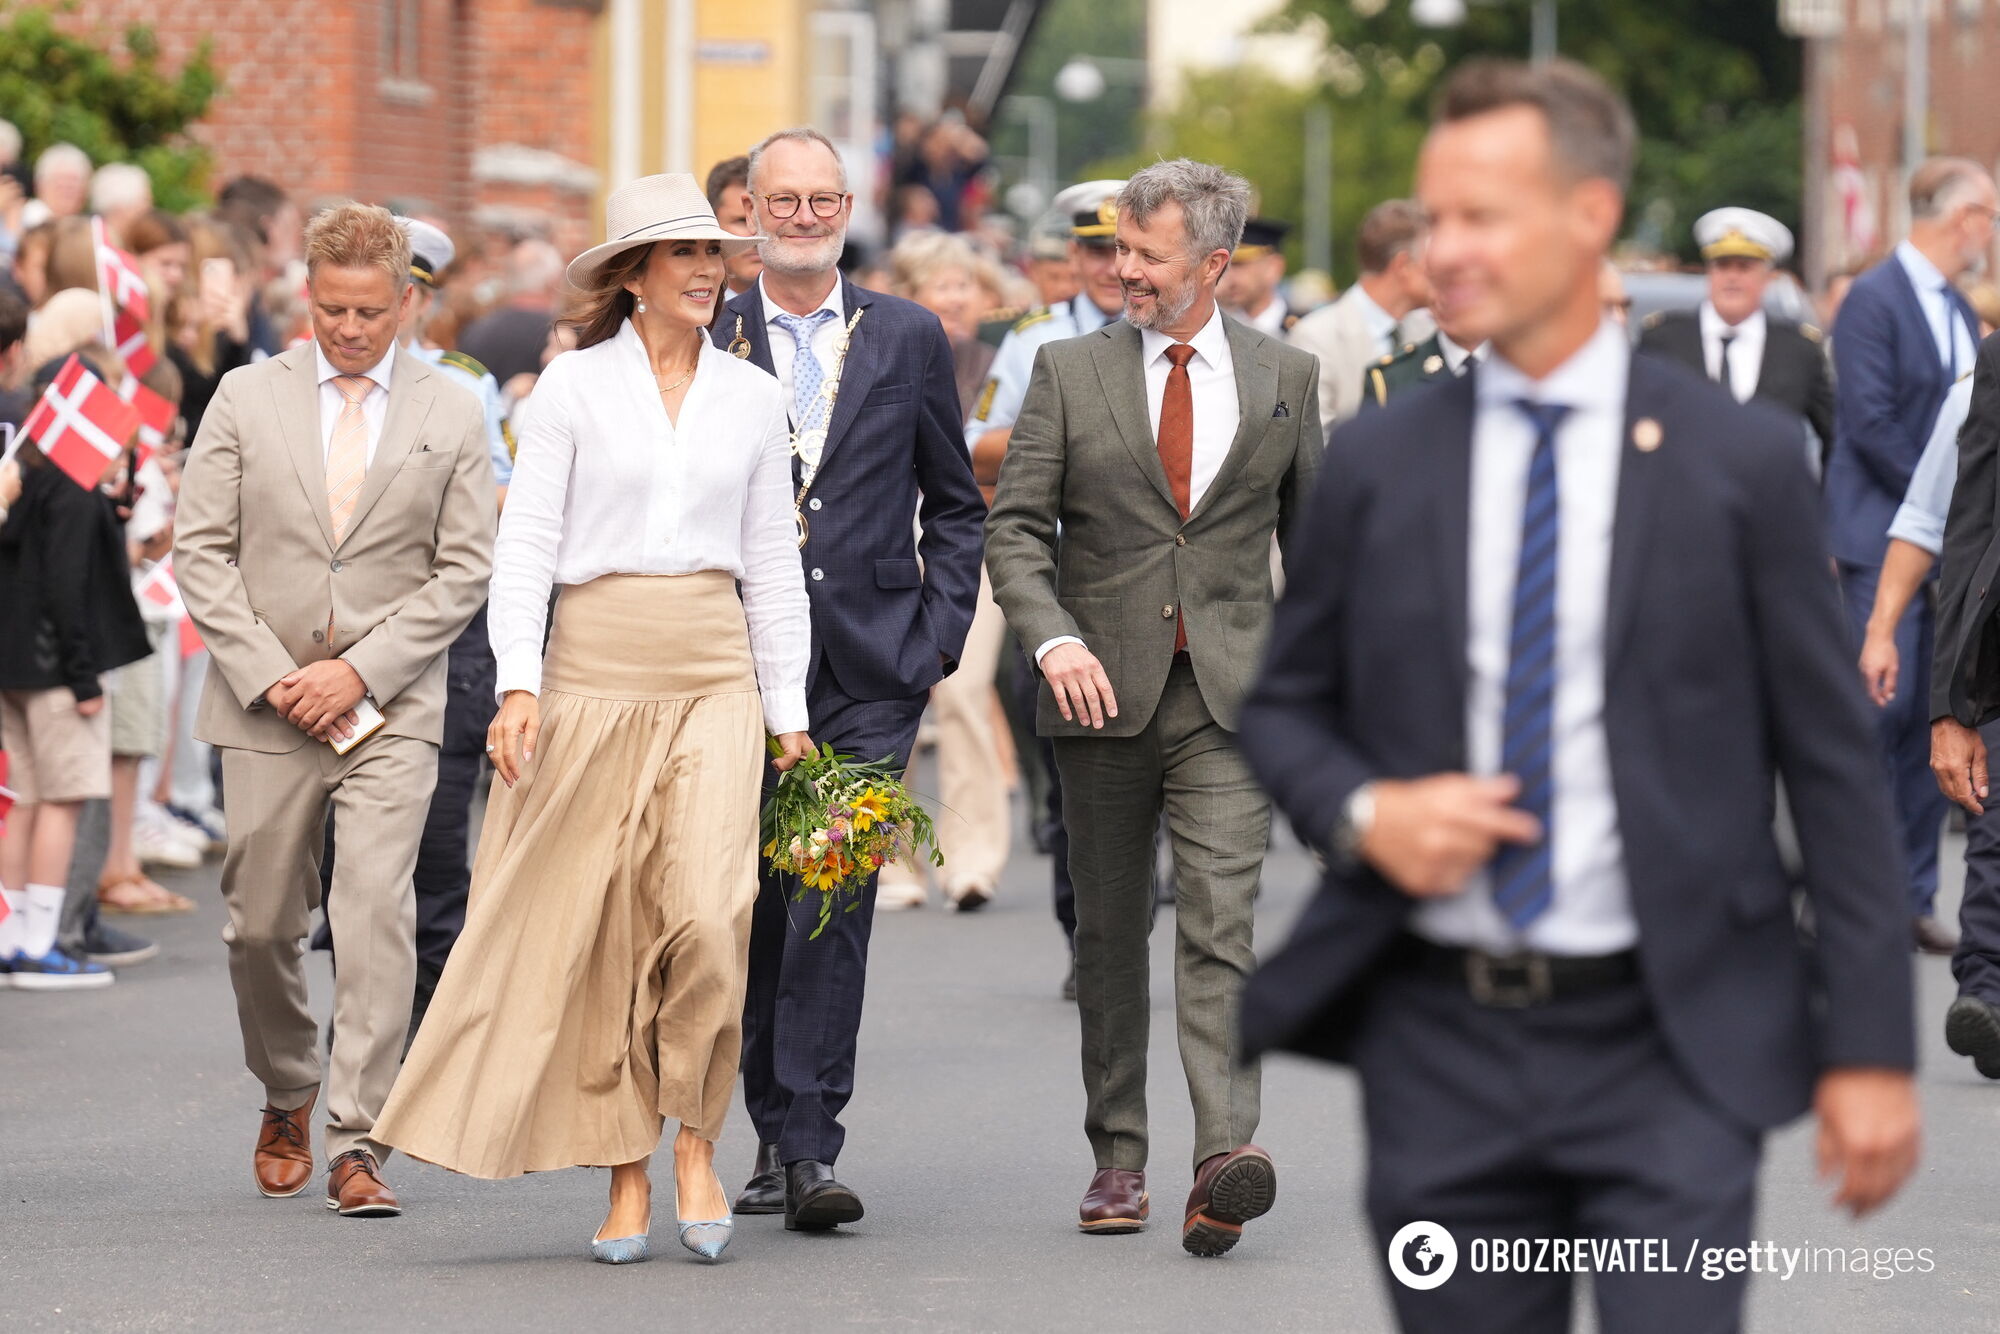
[1330,781,1377,869]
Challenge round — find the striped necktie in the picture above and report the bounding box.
[326,373,374,544]
[1490,398,1571,932]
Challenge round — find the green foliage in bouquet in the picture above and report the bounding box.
[761,742,942,941]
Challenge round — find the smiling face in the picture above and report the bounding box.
[1114,200,1227,336]
[309,263,413,375]
[1417,104,1621,355]
[752,137,851,278]
[624,237,727,329]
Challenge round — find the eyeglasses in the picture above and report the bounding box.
[761,192,848,220]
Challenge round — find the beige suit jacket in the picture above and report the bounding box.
[1285,285,1435,427]
[175,342,496,754]
[985,316,1322,738]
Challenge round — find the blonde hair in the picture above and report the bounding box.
[303,202,411,289]
[886,230,980,302]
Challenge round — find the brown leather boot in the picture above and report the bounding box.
[326,1149,401,1217]
[1182,1145,1277,1257]
[254,1091,317,1198]
[1078,1168,1149,1234]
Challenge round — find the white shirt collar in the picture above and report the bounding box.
[1896,240,1952,297]
[1350,283,1399,343]
[758,272,844,328]
[1071,291,1114,334]
[1139,301,1230,371]
[1438,330,1485,372]
[1698,301,1765,341]
[1477,319,1630,416]
[313,339,396,391]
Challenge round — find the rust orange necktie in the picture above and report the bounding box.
[1159,343,1195,652]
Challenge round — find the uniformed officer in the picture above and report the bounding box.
[965,178,1128,469]
[1219,218,1295,337]
[1358,315,1487,412]
[316,218,513,1043]
[1638,206,1834,469]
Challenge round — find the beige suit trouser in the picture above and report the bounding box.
[218,732,437,1164]
[883,564,1012,899]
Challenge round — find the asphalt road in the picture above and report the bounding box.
[5,798,1996,1332]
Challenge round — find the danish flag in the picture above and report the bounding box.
[119,374,175,469]
[21,355,143,491]
[113,308,157,377]
[93,215,151,321]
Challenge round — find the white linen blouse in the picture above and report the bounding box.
[488,318,812,735]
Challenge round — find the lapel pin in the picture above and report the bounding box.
[1633,418,1663,452]
[1422,354,1443,375]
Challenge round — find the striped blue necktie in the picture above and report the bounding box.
[1490,399,1571,932]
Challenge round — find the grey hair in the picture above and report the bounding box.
[1117,159,1250,263]
[0,119,21,165]
[35,141,90,183]
[1910,157,1993,221]
[90,162,151,215]
[747,127,849,193]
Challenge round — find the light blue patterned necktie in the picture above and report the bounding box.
[774,309,838,426]
[1490,398,1572,932]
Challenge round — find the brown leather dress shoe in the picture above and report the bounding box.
[254,1091,317,1198]
[326,1149,401,1217]
[1078,1168,1148,1234]
[1183,1145,1277,1257]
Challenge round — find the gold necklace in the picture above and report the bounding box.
[648,329,703,396]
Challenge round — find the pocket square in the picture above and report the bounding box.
[1272,402,1289,418]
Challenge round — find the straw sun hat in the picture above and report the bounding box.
[565,172,759,287]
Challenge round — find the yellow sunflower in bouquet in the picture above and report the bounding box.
[760,742,941,939]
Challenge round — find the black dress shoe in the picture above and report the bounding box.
[785,1159,863,1231]
[1914,916,1960,956]
[735,1143,785,1215]
[1945,995,2000,1079]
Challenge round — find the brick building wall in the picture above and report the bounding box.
[52,1,603,252]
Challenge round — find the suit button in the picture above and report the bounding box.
[330,560,344,573]
[312,630,324,643]
[809,498,823,512]
[1175,534,1187,546]
[811,568,824,581]
[1162,604,1175,619]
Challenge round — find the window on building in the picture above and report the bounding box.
[384,0,422,83]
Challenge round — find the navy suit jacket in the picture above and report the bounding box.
[1238,353,1914,1132]
[1825,252,1979,567]
[713,278,986,703]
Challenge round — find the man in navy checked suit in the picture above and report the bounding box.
[712,128,984,1231]
[1826,157,1994,954]
[1240,60,1917,1333]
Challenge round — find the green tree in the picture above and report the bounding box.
[989,0,1148,207]
[0,3,222,211]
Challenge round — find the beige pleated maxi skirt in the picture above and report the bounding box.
[375,571,766,1179]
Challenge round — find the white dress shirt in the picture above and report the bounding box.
[1896,240,1977,376]
[759,273,847,418]
[1438,330,1484,375]
[313,341,395,467]
[1698,301,1764,403]
[1416,319,1638,956]
[1035,305,1241,665]
[488,319,812,734]
[1243,294,1290,338]
[1351,283,1402,359]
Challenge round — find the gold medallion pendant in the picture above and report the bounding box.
[728,314,752,359]
[795,508,810,549]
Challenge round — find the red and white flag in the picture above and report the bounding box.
[93,215,151,322]
[136,561,184,616]
[113,308,158,377]
[21,354,143,491]
[119,374,175,468]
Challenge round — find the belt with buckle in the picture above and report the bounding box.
[1398,936,1639,1008]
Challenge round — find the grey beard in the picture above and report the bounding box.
[759,232,846,277]
[1123,278,1198,331]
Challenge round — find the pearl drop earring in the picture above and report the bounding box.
[637,298,647,313]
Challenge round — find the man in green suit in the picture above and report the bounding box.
[986,159,1323,1257]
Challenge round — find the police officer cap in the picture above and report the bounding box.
[399,217,456,287]
[1694,207,1792,266]
[1233,218,1290,261]
[1052,179,1127,245]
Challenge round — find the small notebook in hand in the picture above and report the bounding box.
[328,697,386,756]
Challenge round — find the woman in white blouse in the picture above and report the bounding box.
[376,175,812,1266]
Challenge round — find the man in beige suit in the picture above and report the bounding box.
[1285,198,1435,427]
[175,203,495,1218]
[986,160,1322,1256]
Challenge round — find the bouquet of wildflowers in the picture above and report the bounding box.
[761,741,941,939]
